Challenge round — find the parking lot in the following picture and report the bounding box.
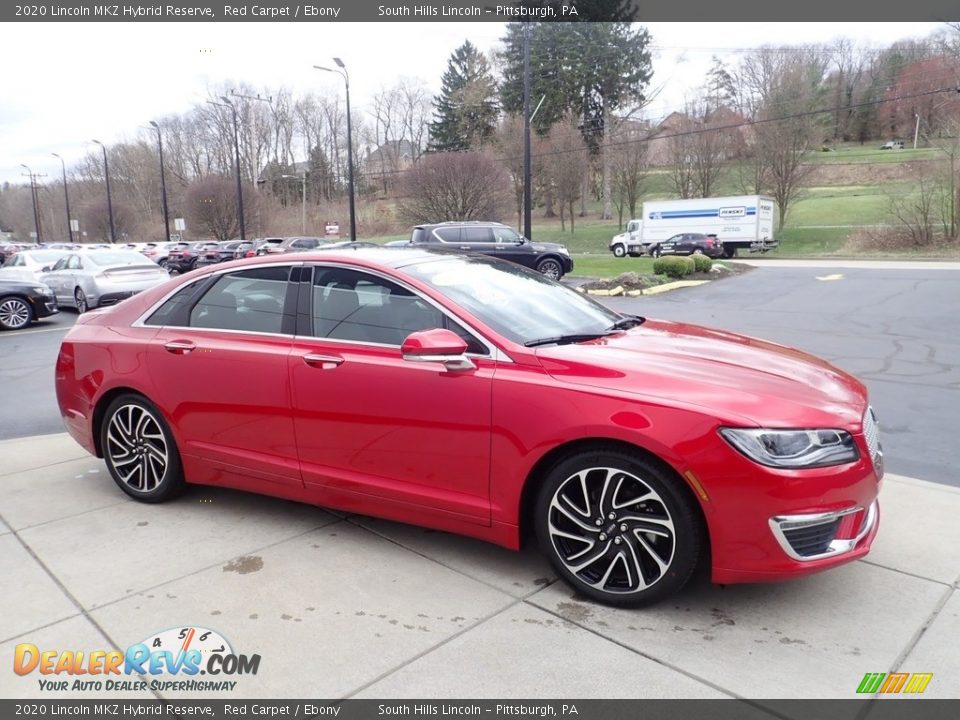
[1,260,959,702]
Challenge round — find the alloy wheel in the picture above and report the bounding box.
[0,297,31,330]
[75,288,88,313]
[538,259,563,281]
[105,404,169,492]
[547,466,676,595]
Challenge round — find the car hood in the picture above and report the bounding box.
[535,319,868,429]
[530,242,567,252]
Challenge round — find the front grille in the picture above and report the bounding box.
[780,518,841,557]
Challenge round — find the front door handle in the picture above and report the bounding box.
[303,353,344,370]
[164,340,196,355]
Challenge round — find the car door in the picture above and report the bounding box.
[46,255,75,303]
[288,264,495,525]
[489,226,537,269]
[144,265,302,490]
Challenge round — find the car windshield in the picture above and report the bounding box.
[26,250,67,264]
[404,256,623,345]
[85,251,152,266]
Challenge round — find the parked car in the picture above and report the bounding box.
[55,249,881,607]
[0,243,31,264]
[256,236,327,255]
[0,249,70,283]
[141,242,181,269]
[231,241,258,259]
[407,222,573,280]
[655,233,725,258]
[249,237,285,256]
[197,240,248,268]
[0,279,58,330]
[881,140,904,150]
[166,242,219,274]
[43,250,170,313]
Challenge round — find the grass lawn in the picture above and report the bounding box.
[568,255,657,278]
[803,144,940,164]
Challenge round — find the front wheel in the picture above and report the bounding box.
[101,394,185,503]
[612,245,626,258]
[0,296,32,330]
[650,246,662,258]
[535,449,702,607]
[537,258,564,281]
[74,287,89,314]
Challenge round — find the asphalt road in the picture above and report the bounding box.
[1,262,957,485]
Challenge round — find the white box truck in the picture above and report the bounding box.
[609,195,777,259]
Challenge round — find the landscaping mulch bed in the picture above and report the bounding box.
[579,261,752,293]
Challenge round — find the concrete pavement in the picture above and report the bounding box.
[1,433,958,701]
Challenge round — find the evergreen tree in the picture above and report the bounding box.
[428,41,498,153]
[704,56,737,111]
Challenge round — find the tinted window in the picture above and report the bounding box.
[492,227,522,244]
[144,280,212,327]
[189,266,291,334]
[463,227,493,243]
[410,228,428,243]
[309,267,485,352]
[291,238,320,249]
[67,255,82,270]
[433,228,459,243]
[52,257,69,271]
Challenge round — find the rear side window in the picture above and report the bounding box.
[433,228,460,243]
[144,280,211,327]
[463,227,493,243]
[182,267,292,334]
[410,228,427,243]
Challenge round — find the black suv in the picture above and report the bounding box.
[404,222,573,280]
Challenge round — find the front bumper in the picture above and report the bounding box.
[30,294,59,319]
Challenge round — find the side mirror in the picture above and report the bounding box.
[401,329,475,372]
[41,266,52,272]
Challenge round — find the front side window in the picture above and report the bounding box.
[309,267,485,353]
[52,257,69,271]
[189,266,291,334]
[492,227,522,244]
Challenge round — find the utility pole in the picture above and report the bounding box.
[51,154,74,244]
[148,121,172,243]
[522,22,532,242]
[19,164,45,244]
[314,59,357,242]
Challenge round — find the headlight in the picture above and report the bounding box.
[719,427,859,468]
[32,285,51,295]
[557,247,570,255]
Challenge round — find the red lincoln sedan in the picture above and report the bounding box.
[55,250,882,607]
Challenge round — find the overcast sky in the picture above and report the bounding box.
[0,21,946,185]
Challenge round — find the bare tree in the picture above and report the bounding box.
[545,118,589,233]
[396,152,508,224]
[608,121,649,226]
[887,165,944,245]
[185,175,258,240]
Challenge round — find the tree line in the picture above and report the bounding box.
[1,22,958,243]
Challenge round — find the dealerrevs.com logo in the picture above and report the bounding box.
[13,626,260,692]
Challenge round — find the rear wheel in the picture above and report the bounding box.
[0,296,32,330]
[74,287,88,314]
[535,448,702,607]
[722,245,737,259]
[101,394,184,503]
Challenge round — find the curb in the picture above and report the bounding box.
[577,280,710,297]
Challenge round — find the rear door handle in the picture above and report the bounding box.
[164,340,196,355]
[303,353,344,370]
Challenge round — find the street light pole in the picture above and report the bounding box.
[148,121,172,243]
[913,113,921,151]
[221,97,246,241]
[19,164,43,244]
[50,154,74,244]
[91,140,117,243]
[314,59,356,242]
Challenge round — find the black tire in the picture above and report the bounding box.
[612,245,626,258]
[100,394,185,503]
[158,258,168,270]
[0,296,33,331]
[722,245,737,259]
[536,257,564,281]
[74,287,89,314]
[692,248,704,255]
[534,448,702,608]
[650,246,662,258]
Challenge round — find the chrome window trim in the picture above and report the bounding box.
[768,500,878,562]
[130,260,513,363]
[304,262,509,362]
[131,261,303,330]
